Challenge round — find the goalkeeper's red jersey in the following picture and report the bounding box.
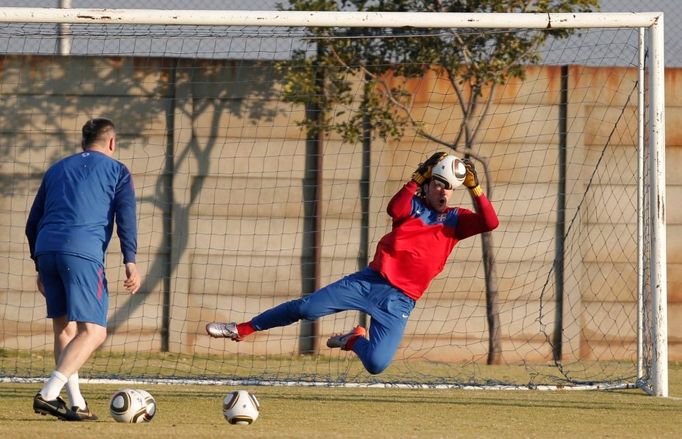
[369,180,499,301]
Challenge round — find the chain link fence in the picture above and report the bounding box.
[0,1,679,65]
[600,0,681,66]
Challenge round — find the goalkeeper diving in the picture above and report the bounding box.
[207,152,499,375]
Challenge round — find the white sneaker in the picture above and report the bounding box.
[206,322,241,340]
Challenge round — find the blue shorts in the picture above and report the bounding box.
[37,253,108,327]
[252,267,416,374]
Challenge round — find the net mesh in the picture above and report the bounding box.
[0,21,654,388]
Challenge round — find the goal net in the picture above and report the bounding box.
[0,9,668,395]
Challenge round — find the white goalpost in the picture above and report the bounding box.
[0,8,668,397]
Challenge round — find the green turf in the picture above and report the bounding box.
[1,363,681,438]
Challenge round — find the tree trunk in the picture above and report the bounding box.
[465,151,502,365]
[481,231,501,365]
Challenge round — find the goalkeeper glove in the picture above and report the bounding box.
[411,152,447,185]
[462,158,483,196]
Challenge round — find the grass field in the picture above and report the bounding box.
[2,364,682,438]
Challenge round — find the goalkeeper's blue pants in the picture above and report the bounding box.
[251,267,416,375]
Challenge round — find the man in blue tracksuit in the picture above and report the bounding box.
[25,118,141,421]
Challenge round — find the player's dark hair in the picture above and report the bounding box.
[82,118,115,149]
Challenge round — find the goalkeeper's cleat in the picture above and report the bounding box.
[33,393,81,421]
[71,401,98,421]
[206,321,242,341]
[326,326,367,351]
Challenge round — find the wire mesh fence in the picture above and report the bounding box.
[0,1,680,64]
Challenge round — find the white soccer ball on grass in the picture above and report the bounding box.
[223,389,260,425]
[109,388,156,423]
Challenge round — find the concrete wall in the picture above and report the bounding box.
[0,55,679,365]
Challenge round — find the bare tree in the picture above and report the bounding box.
[277,0,598,364]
